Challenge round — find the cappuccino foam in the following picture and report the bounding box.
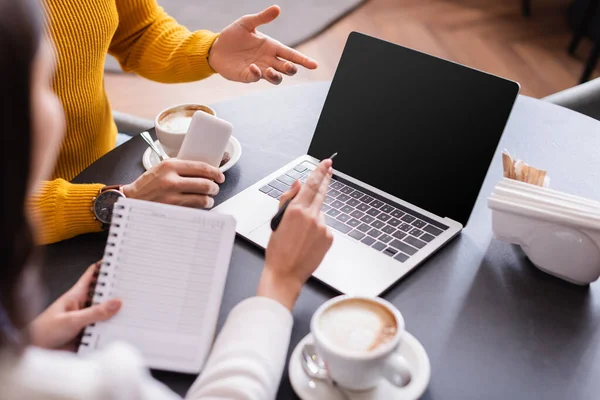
[159,110,194,133]
[319,298,397,354]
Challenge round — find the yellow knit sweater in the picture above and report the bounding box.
[31,0,219,244]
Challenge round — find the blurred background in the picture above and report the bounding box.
[106,0,600,119]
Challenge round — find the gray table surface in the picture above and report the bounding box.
[43,82,600,400]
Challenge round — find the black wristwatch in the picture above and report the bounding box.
[92,185,126,230]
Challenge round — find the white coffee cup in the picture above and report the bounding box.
[154,104,217,157]
[310,295,413,391]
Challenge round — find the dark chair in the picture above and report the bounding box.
[113,111,154,136]
[544,77,600,121]
[568,0,600,83]
[523,0,532,17]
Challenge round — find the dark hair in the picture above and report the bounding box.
[0,0,43,347]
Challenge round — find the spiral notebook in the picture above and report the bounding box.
[78,198,236,373]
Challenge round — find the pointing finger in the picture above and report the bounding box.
[294,159,332,207]
[309,165,333,216]
[276,45,318,70]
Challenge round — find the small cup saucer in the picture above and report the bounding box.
[289,333,430,400]
[142,137,242,173]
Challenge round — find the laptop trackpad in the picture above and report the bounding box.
[249,220,272,248]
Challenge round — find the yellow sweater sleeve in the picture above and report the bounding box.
[29,180,104,245]
[109,0,220,83]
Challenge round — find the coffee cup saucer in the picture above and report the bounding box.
[289,333,430,400]
[142,136,242,173]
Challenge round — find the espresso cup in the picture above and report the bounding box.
[154,104,216,157]
[310,295,413,391]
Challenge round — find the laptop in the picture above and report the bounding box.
[214,32,520,296]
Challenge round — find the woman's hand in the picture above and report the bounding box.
[259,159,334,310]
[208,5,318,85]
[122,158,225,209]
[29,263,122,351]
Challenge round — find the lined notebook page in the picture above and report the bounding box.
[78,198,236,373]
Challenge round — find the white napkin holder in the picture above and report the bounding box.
[489,180,600,285]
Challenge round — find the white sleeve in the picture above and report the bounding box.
[185,297,294,400]
[0,297,292,400]
[1,343,181,400]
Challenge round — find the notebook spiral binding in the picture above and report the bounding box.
[79,204,125,350]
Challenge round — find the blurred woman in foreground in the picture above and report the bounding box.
[0,1,333,398]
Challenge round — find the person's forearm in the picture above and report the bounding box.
[28,180,104,244]
[186,297,293,400]
[110,0,219,83]
[257,267,303,311]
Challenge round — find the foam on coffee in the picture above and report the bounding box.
[160,111,193,133]
[318,298,397,354]
[158,105,214,133]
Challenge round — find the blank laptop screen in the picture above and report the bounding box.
[308,32,519,226]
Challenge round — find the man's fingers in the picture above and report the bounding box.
[165,159,225,183]
[270,59,298,76]
[276,45,318,70]
[176,177,220,196]
[170,194,216,209]
[309,165,332,216]
[280,180,301,207]
[263,67,283,85]
[294,160,332,207]
[67,299,122,330]
[240,5,280,31]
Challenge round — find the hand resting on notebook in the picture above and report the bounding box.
[29,262,122,351]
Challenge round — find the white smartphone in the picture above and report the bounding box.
[177,111,233,167]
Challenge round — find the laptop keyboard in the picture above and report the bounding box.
[258,162,448,263]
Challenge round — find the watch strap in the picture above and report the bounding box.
[100,185,124,194]
[95,185,125,230]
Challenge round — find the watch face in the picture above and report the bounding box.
[94,190,124,224]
